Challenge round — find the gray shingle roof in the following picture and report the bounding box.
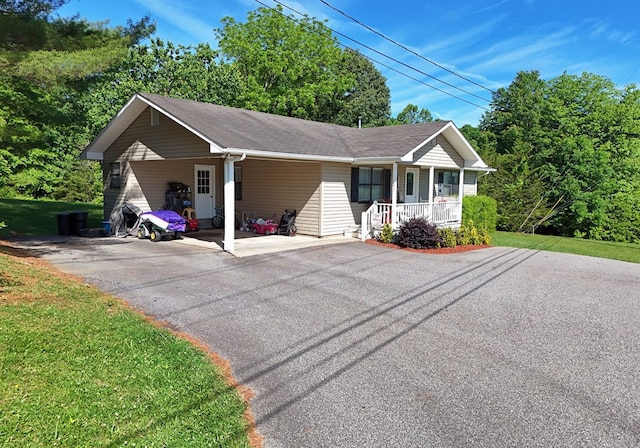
[139,92,451,159]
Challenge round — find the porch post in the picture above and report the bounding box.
[223,157,238,253]
[428,166,435,203]
[391,162,398,228]
[428,166,435,221]
[458,168,465,222]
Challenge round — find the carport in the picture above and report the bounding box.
[178,228,358,257]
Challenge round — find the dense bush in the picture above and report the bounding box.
[457,220,491,246]
[462,195,497,232]
[438,227,457,248]
[394,217,442,249]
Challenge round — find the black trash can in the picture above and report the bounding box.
[69,210,88,236]
[57,212,71,236]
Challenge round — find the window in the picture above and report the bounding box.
[234,166,242,200]
[406,171,415,196]
[110,162,121,189]
[197,169,210,194]
[351,167,390,203]
[437,171,459,196]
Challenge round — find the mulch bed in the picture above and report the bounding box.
[365,239,491,254]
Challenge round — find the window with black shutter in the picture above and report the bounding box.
[351,167,391,203]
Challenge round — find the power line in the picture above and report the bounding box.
[257,0,490,111]
[318,0,495,96]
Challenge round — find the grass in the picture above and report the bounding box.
[492,231,640,264]
[0,198,104,237]
[0,244,255,447]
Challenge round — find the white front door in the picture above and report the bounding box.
[405,168,420,203]
[194,165,215,219]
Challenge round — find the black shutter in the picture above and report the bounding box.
[384,168,391,201]
[351,167,359,202]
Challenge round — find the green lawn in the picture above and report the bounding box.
[0,245,253,447]
[0,198,104,237]
[492,231,640,264]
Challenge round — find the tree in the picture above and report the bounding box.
[331,49,390,127]
[394,104,434,125]
[84,39,245,135]
[215,5,354,122]
[478,70,640,241]
[0,0,154,199]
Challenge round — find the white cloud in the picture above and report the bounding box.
[134,0,224,43]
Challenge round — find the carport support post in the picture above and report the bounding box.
[223,157,236,253]
[222,153,247,252]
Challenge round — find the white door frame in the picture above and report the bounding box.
[405,167,420,203]
[193,164,215,219]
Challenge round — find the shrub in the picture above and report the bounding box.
[394,217,442,249]
[377,223,394,243]
[462,195,497,232]
[478,226,492,245]
[438,227,457,248]
[457,220,482,246]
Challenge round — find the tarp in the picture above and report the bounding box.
[109,201,144,237]
[140,210,186,232]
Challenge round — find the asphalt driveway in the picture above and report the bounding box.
[13,236,640,447]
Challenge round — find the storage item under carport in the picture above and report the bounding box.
[110,201,144,237]
[277,209,297,236]
[137,210,186,242]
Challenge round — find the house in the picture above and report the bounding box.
[81,93,493,252]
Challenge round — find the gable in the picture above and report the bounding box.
[412,135,464,168]
[104,106,211,162]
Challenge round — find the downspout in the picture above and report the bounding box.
[222,153,246,253]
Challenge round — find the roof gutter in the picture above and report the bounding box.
[352,156,403,165]
[223,147,353,163]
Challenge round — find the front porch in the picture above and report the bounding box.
[360,199,461,241]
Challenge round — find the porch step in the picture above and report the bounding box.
[343,226,362,239]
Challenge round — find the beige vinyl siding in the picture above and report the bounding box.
[103,159,207,217]
[235,159,321,236]
[464,171,478,196]
[414,136,464,168]
[320,162,356,236]
[102,107,214,218]
[104,107,210,162]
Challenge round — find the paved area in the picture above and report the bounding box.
[9,235,640,447]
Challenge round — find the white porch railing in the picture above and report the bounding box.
[360,200,461,241]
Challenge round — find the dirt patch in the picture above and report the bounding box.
[365,239,491,254]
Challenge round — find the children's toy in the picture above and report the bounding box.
[252,218,279,235]
[277,209,297,236]
[181,207,199,232]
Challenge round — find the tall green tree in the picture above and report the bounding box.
[0,0,153,199]
[215,5,355,122]
[85,39,245,135]
[332,49,390,127]
[478,70,640,241]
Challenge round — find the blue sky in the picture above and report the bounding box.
[57,0,639,126]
